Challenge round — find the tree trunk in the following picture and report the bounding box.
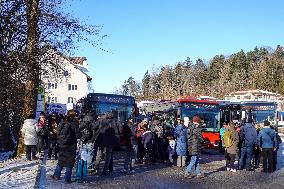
[23,0,40,119]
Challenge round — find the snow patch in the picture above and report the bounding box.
[0,157,39,189]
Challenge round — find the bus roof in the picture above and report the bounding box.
[140,101,178,113]
[87,93,135,105]
[177,98,219,105]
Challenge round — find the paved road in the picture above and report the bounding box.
[44,144,284,189]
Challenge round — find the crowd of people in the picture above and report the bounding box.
[220,118,282,173]
[20,109,282,184]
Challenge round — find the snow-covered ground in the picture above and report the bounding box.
[0,157,39,189]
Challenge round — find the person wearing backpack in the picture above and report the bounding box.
[219,122,229,154]
[52,110,81,183]
[258,120,277,173]
[223,122,239,172]
[238,117,257,171]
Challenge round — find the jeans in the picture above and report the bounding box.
[185,155,201,176]
[239,146,253,170]
[124,145,138,170]
[53,164,72,182]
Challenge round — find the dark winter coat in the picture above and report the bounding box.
[57,117,80,167]
[240,123,257,147]
[79,112,95,143]
[142,131,154,149]
[91,113,122,148]
[48,121,59,145]
[122,123,138,147]
[187,124,203,156]
[174,124,188,156]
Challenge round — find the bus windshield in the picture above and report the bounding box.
[241,102,276,123]
[87,93,135,123]
[180,102,220,131]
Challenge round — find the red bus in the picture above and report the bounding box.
[177,97,221,149]
[140,97,221,149]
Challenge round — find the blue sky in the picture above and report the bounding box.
[66,0,284,93]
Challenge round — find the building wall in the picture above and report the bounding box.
[41,56,90,106]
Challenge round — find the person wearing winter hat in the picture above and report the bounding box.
[258,120,277,173]
[184,115,204,179]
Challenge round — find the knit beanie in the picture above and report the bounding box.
[192,115,201,124]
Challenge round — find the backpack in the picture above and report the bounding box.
[223,131,234,148]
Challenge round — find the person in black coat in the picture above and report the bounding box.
[120,118,138,173]
[52,110,81,183]
[48,113,60,159]
[91,112,122,175]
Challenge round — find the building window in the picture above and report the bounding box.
[68,97,76,103]
[48,82,57,90]
[244,95,251,99]
[47,96,57,103]
[68,84,78,91]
